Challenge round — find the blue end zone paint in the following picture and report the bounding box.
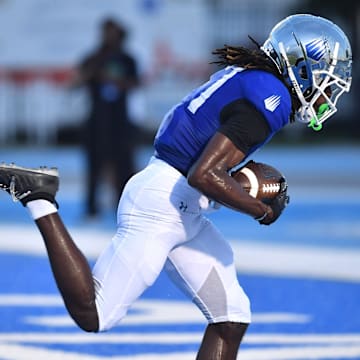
[0,145,359,358]
[1,253,360,335]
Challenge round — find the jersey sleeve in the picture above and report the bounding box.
[217,99,271,154]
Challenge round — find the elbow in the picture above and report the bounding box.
[188,167,214,192]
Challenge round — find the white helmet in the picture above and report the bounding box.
[261,14,352,130]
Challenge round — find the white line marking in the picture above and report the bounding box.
[1,332,360,345]
[0,295,310,326]
[1,334,360,359]
[24,312,310,327]
[0,343,198,360]
[236,345,360,359]
[231,241,360,283]
[0,332,202,344]
[0,294,63,306]
[0,225,109,258]
[1,224,360,283]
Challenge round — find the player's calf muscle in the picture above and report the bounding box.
[35,214,100,332]
[67,303,99,332]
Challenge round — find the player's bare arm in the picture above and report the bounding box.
[188,132,272,220]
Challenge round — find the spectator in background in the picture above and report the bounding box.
[76,17,139,218]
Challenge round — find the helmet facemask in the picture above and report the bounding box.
[279,40,352,130]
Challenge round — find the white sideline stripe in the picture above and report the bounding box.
[231,241,360,283]
[1,332,360,344]
[0,333,202,344]
[0,295,310,326]
[237,346,360,359]
[23,312,310,327]
[1,337,360,360]
[1,224,360,282]
[0,225,110,258]
[0,343,198,360]
[1,343,360,360]
[0,294,63,306]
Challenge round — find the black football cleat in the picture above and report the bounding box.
[0,163,59,206]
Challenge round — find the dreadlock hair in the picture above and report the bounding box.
[211,36,298,121]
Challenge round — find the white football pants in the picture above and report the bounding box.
[92,157,251,331]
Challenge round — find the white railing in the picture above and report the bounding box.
[0,68,89,145]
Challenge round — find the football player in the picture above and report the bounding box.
[0,14,352,359]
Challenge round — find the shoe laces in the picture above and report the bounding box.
[0,176,31,202]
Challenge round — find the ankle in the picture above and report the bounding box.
[26,199,58,220]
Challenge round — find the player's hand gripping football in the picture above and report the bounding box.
[258,177,289,225]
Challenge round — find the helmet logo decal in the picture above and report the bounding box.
[306,39,326,61]
[264,95,281,112]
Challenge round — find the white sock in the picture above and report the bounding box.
[26,199,58,220]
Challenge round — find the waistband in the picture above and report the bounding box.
[152,154,187,177]
[149,156,221,213]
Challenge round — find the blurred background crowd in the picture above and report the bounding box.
[0,0,358,216]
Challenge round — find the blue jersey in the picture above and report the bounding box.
[154,66,291,174]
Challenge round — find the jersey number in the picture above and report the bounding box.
[187,66,243,114]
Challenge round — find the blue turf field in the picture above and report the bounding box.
[0,144,359,359]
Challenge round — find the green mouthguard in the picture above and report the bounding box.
[308,103,329,131]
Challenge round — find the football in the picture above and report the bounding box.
[231,160,286,204]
